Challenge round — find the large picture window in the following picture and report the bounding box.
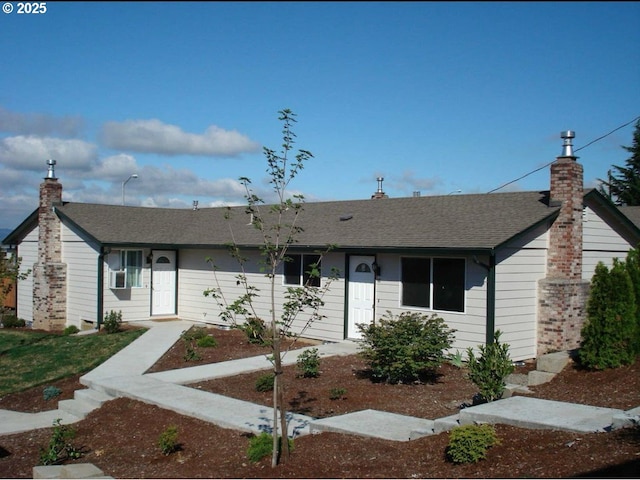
[284,254,321,287]
[401,257,465,312]
[108,250,143,289]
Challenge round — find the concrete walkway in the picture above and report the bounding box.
[2,319,639,443]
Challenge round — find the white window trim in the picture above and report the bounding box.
[108,249,144,289]
[282,253,322,287]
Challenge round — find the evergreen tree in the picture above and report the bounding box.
[579,260,637,369]
[599,119,640,205]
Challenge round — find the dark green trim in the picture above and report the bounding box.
[473,253,496,344]
[343,254,350,339]
[97,247,106,330]
[486,253,496,344]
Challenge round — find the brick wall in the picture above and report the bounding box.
[537,155,590,355]
[32,177,67,331]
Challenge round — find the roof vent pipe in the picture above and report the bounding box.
[193,200,199,211]
[560,130,575,157]
[376,177,384,194]
[46,159,57,179]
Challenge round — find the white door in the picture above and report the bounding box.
[152,250,176,316]
[347,255,375,339]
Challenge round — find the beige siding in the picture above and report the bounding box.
[178,249,346,342]
[61,223,100,328]
[373,252,488,355]
[102,248,153,323]
[15,226,38,324]
[494,224,549,361]
[582,206,634,279]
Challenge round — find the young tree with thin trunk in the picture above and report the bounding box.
[204,109,339,466]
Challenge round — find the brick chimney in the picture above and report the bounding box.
[32,160,67,330]
[537,132,590,355]
[371,177,388,199]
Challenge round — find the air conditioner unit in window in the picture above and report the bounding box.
[109,270,126,289]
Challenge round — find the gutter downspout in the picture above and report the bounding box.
[474,252,496,345]
[97,247,106,330]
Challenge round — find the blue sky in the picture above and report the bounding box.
[1,1,639,231]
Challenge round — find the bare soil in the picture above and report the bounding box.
[1,326,639,478]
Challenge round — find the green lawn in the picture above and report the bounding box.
[0,328,146,395]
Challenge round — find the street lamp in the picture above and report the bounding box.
[122,174,138,205]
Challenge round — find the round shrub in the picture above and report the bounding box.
[357,311,455,384]
[255,373,275,392]
[2,314,26,328]
[63,325,80,336]
[196,335,217,348]
[446,424,500,464]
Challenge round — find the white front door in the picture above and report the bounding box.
[152,250,176,316]
[347,255,376,339]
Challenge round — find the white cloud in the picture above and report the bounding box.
[0,106,84,137]
[86,154,139,181]
[101,119,260,156]
[0,136,97,171]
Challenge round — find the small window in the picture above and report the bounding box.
[156,256,171,264]
[355,263,371,273]
[108,250,143,289]
[284,254,321,287]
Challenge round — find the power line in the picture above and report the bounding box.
[487,115,640,194]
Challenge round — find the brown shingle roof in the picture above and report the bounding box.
[55,190,558,252]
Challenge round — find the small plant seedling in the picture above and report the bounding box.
[158,425,180,456]
[246,432,293,463]
[329,387,347,400]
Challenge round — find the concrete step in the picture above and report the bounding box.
[74,388,115,408]
[57,399,95,419]
[33,462,114,479]
[528,370,557,386]
[536,351,571,373]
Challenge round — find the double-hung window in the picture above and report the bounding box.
[401,257,465,312]
[108,250,143,289]
[284,254,321,287]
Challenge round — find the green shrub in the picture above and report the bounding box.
[579,260,638,370]
[183,341,202,362]
[2,314,25,328]
[63,325,79,336]
[357,311,456,384]
[181,326,208,342]
[296,348,320,378]
[624,248,640,355]
[38,419,83,465]
[102,310,122,334]
[43,386,62,401]
[246,432,293,463]
[238,317,269,345]
[447,349,465,368]
[446,424,500,464]
[255,373,275,392]
[466,330,514,403]
[196,335,217,348]
[329,387,347,400]
[158,425,180,455]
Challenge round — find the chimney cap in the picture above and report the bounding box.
[560,130,576,157]
[46,159,57,179]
